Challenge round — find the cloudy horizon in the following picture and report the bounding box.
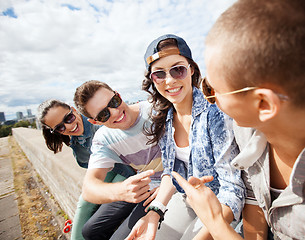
[0,0,236,121]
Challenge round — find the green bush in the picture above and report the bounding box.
[0,125,13,138]
[0,120,37,138]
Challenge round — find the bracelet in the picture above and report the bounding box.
[147,206,168,229]
[149,200,167,213]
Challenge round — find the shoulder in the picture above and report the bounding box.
[139,100,152,113]
[92,125,114,142]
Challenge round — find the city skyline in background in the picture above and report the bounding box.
[1,0,236,120]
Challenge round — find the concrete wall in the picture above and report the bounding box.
[12,127,86,219]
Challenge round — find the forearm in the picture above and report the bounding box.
[144,175,176,226]
[82,168,154,204]
[194,204,235,240]
[82,174,125,204]
[154,175,176,205]
[208,217,242,240]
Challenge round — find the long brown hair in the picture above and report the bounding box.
[142,38,202,144]
[37,99,71,154]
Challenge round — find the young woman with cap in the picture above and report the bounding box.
[126,34,245,240]
[37,99,135,240]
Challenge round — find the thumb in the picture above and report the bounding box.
[188,175,214,187]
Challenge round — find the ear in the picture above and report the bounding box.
[190,65,195,76]
[254,89,281,122]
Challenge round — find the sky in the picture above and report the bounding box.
[0,0,236,120]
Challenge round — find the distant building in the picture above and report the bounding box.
[16,111,23,120]
[0,112,5,122]
[27,109,33,117]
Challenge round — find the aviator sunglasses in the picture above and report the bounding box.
[50,109,76,133]
[202,77,258,104]
[150,64,190,84]
[94,91,122,122]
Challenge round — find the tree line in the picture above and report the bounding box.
[0,120,37,138]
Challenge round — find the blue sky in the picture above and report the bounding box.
[0,0,236,120]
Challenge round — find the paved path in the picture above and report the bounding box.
[0,137,22,240]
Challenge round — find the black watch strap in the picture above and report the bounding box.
[147,206,168,229]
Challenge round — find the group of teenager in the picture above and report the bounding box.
[36,0,305,239]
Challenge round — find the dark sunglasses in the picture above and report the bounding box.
[94,91,122,122]
[50,109,76,133]
[150,64,190,84]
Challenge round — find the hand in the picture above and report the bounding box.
[143,187,159,208]
[171,171,223,228]
[125,211,160,240]
[121,170,155,203]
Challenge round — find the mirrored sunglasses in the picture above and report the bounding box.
[150,64,190,84]
[50,109,76,133]
[94,92,122,122]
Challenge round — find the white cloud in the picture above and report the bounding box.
[0,0,236,120]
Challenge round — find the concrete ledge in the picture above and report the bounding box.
[12,127,86,219]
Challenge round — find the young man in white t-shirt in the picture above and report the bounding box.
[74,80,163,239]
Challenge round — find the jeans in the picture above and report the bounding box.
[82,201,137,240]
[109,200,148,240]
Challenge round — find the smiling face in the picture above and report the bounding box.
[85,88,135,130]
[150,50,194,107]
[43,106,84,136]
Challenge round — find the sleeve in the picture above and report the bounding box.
[208,107,246,221]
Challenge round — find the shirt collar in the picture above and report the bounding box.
[290,148,305,197]
[231,126,268,170]
[70,114,92,144]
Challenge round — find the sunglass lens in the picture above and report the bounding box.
[170,66,187,79]
[55,124,66,133]
[64,113,76,124]
[151,71,166,82]
[108,95,122,108]
[97,109,111,123]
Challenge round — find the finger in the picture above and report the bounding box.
[133,177,151,191]
[143,190,157,207]
[131,170,155,183]
[134,188,151,203]
[188,176,213,189]
[125,228,136,240]
[171,171,193,192]
[148,187,158,195]
[125,222,143,240]
[199,175,214,183]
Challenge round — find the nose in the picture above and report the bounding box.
[165,72,176,85]
[108,107,120,119]
[64,122,74,131]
